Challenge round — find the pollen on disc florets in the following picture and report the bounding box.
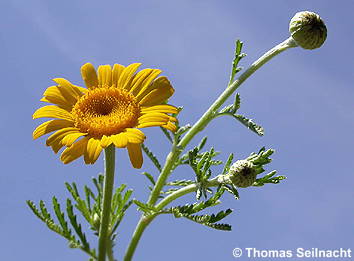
[71,87,140,138]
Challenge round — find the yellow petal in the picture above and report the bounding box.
[97,65,112,87]
[129,69,153,93]
[81,63,98,90]
[141,105,178,114]
[118,63,141,91]
[135,76,166,102]
[42,85,76,109]
[40,97,51,103]
[52,78,82,102]
[112,64,125,87]
[169,116,177,122]
[46,127,78,153]
[33,119,73,139]
[130,69,161,96]
[60,137,89,164]
[72,84,88,94]
[49,136,66,153]
[125,128,145,144]
[61,132,87,146]
[111,133,128,148]
[134,69,162,99]
[136,121,167,129]
[126,128,145,138]
[138,112,170,124]
[33,105,73,121]
[100,135,113,148]
[138,77,174,106]
[84,138,103,164]
[162,121,177,132]
[127,143,143,169]
[46,127,79,146]
[39,97,73,112]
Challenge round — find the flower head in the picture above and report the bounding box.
[33,63,178,168]
[289,11,327,50]
[228,160,256,188]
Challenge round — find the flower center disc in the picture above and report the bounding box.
[72,87,140,138]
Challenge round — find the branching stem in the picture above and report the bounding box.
[124,37,297,261]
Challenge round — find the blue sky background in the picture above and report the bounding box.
[1,0,353,260]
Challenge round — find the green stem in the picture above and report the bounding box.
[155,178,220,210]
[147,37,296,206]
[107,239,115,261]
[124,178,220,261]
[98,144,116,261]
[124,37,297,261]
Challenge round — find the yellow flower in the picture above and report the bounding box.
[33,63,178,168]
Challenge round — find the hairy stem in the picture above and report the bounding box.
[98,145,116,261]
[124,37,297,261]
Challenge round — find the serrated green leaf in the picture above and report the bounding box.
[141,172,156,185]
[234,114,264,136]
[219,104,235,114]
[204,222,232,231]
[208,209,233,223]
[197,152,209,174]
[234,93,241,111]
[166,179,195,187]
[254,171,286,186]
[66,199,90,251]
[168,188,225,216]
[92,174,104,196]
[45,219,65,235]
[222,184,240,200]
[52,197,71,236]
[111,200,133,235]
[142,144,162,171]
[65,183,91,223]
[196,188,202,201]
[39,200,52,220]
[110,186,133,235]
[26,200,45,222]
[222,153,234,175]
[122,189,133,205]
[84,185,94,212]
[28,200,66,236]
[247,148,274,165]
[197,137,208,151]
[229,40,246,84]
[160,126,173,143]
[133,200,156,215]
[219,94,241,115]
[170,211,232,231]
[175,124,191,137]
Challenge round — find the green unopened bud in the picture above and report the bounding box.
[289,11,327,50]
[228,160,256,188]
[92,213,100,230]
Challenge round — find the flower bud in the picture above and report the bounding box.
[289,11,327,50]
[228,160,256,188]
[92,213,100,230]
